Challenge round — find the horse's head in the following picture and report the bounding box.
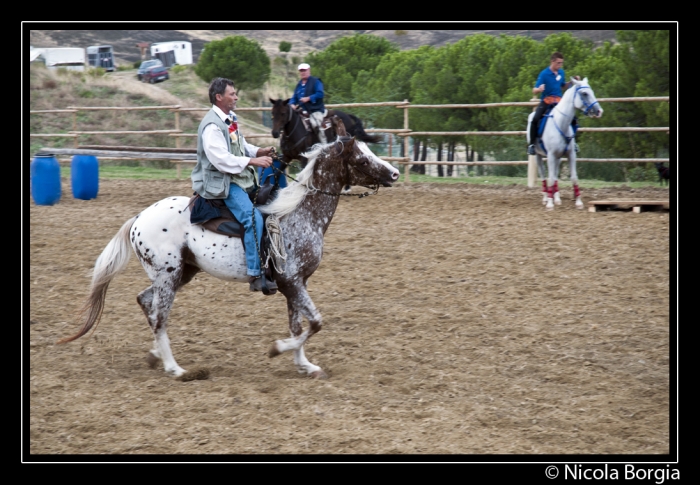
[331,136,400,188]
[572,77,603,118]
[269,98,291,138]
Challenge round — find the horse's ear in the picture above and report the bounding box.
[283,98,290,105]
[269,97,276,104]
[332,116,348,137]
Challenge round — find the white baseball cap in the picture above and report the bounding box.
[298,63,310,70]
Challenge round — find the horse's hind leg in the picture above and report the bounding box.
[139,262,200,376]
[137,270,192,377]
[269,285,326,378]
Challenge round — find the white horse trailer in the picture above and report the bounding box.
[150,41,193,68]
[86,45,115,72]
[35,47,86,71]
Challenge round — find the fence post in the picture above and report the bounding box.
[527,98,538,188]
[403,99,410,184]
[174,109,181,149]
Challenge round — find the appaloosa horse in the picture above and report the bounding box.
[57,136,400,380]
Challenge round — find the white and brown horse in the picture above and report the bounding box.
[57,136,399,379]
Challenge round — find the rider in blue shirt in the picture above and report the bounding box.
[528,51,580,155]
[288,63,328,144]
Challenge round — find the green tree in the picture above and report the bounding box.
[195,36,271,92]
[305,33,399,102]
[360,46,436,128]
[279,41,292,53]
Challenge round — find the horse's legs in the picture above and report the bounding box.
[537,155,549,205]
[545,153,558,210]
[136,273,186,377]
[140,262,199,376]
[553,180,562,206]
[269,285,326,378]
[568,150,584,209]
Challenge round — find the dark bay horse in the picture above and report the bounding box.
[57,137,400,380]
[269,98,383,169]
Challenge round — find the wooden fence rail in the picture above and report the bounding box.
[30,96,670,185]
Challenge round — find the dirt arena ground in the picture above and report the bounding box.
[27,178,672,460]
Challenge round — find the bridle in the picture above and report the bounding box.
[550,84,599,147]
[279,106,312,152]
[263,141,383,199]
[573,84,600,116]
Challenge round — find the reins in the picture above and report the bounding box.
[262,146,381,199]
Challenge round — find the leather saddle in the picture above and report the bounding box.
[298,109,332,133]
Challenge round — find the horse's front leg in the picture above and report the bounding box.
[537,155,548,205]
[545,153,559,210]
[268,285,327,379]
[568,148,583,209]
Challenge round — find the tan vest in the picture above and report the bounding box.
[191,109,257,199]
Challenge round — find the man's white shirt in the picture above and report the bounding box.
[201,105,260,174]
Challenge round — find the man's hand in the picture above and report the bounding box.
[300,96,311,103]
[248,156,273,168]
[256,146,276,157]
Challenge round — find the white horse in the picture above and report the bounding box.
[57,136,400,380]
[527,77,603,210]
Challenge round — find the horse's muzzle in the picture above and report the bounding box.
[271,130,281,138]
[382,170,400,187]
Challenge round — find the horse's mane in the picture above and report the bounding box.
[257,143,327,217]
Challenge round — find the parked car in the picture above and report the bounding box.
[142,65,169,84]
[136,59,163,80]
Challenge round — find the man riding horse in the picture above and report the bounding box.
[288,62,328,144]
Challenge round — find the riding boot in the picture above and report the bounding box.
[317,129,328,145]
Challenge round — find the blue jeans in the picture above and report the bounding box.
[223,183,263,277]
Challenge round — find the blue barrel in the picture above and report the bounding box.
[71,155,99,200]
[30,154,61,206]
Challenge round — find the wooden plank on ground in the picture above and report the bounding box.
[587,200,669,213]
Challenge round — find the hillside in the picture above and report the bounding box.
[28,29,618,66]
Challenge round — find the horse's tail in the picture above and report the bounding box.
[348,114,383,144]
[56,216,136,344]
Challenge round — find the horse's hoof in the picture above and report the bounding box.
[575,199,584,209]
[146,352,161,369]
[309,370,328,379]
[268,344,281,358]
[177,367,210,382]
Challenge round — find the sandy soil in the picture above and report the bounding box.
[27,178,672,459]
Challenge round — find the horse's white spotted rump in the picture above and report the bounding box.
[57,137,399,380]
[526,77,603,210]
